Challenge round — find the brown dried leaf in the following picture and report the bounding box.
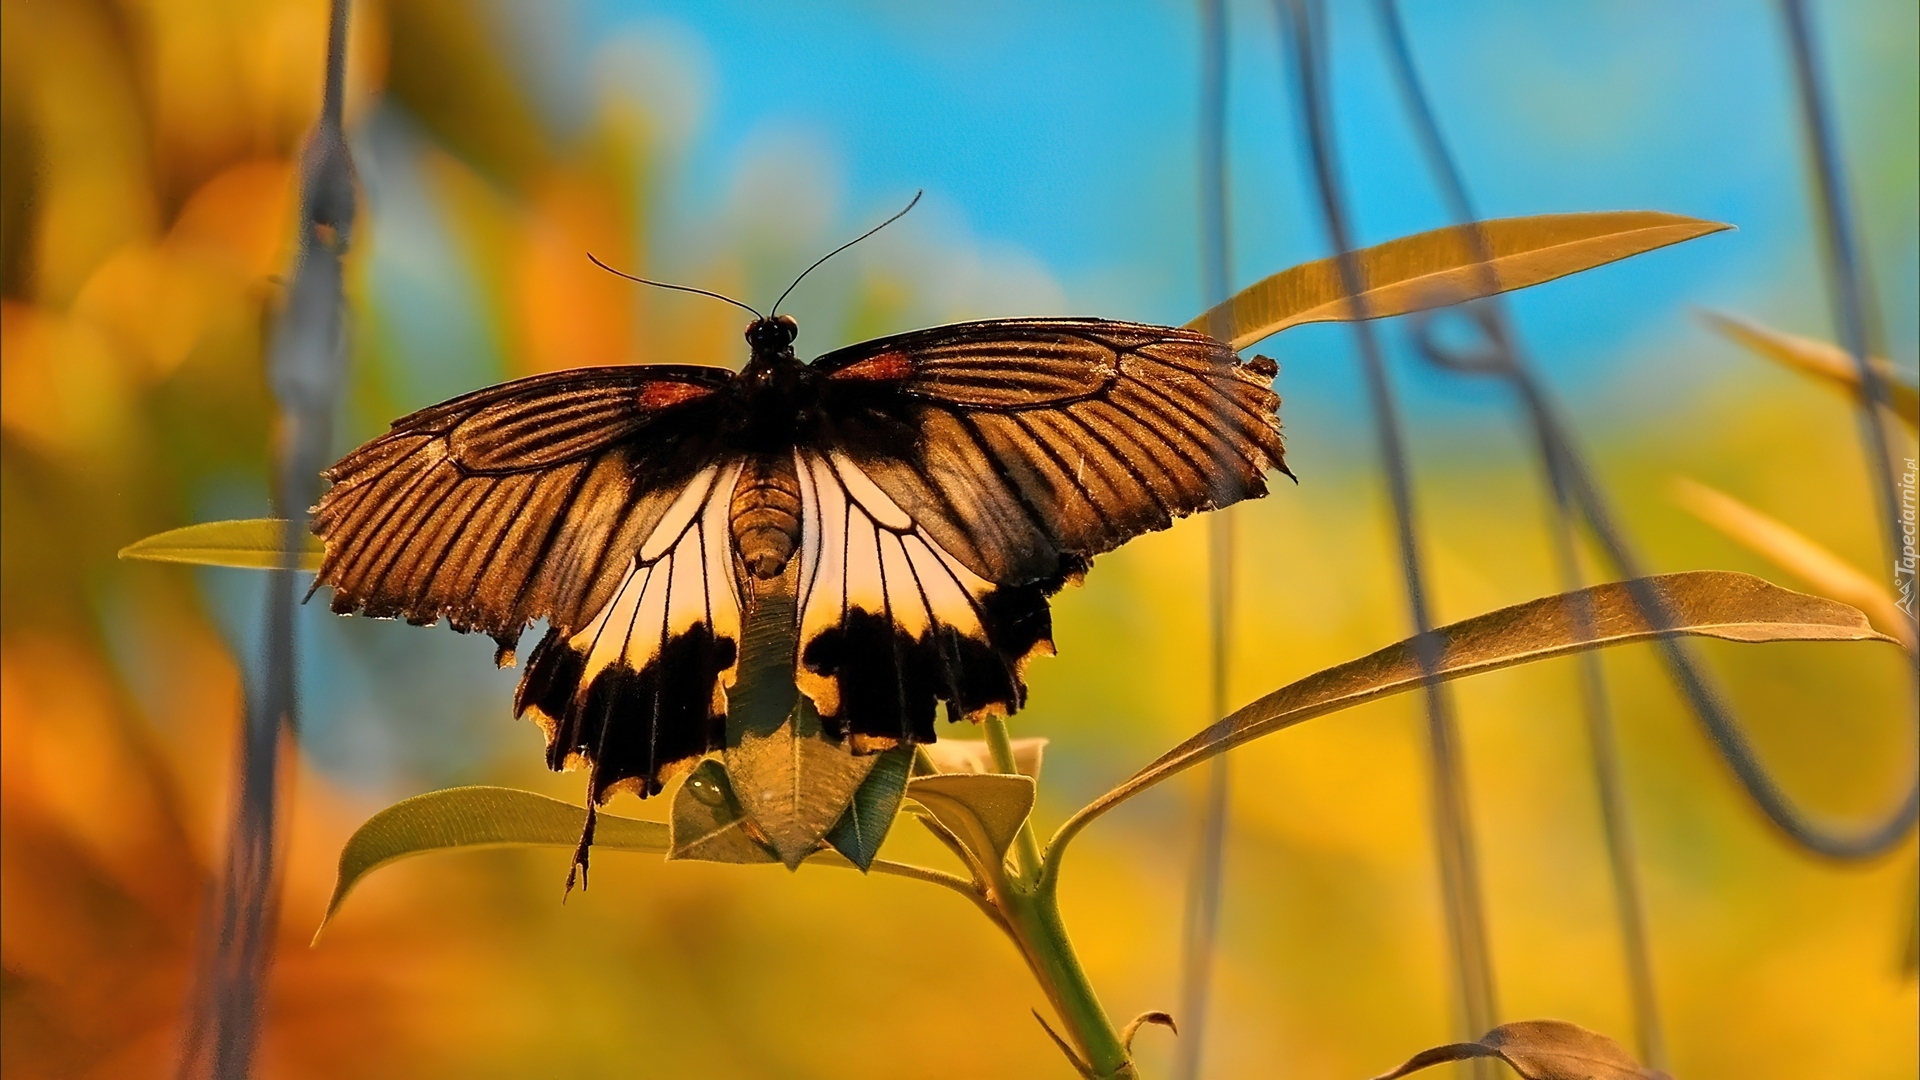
[1371,1019,1665,1080]
[1119,1010,1177,1050]
[1190,212,1730,351]
[118,518,323,572]
[1672,477,1916,651]
[1070,571,1895,828]
[1702,309,1919,431]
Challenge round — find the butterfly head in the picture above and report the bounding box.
[745,313,799,359]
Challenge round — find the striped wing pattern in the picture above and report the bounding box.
[791,448,1053,749]
[815,318,1288,590]
[514,462,746,800]
[310,365,730,655]
[309,318,1286,805]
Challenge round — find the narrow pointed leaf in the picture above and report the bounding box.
[1063,572,1895,837]
[825,746,914,870]
[907,773,1036,870]
[1702,309,1918,430]
[669,759,781,865]
[1371,1019,1662,1080]
[319,785,668,937]
[322,784,979,940]
[1191,212,1730,351]
[918,736,1047,779]
[1673,478,1915,651]
[119,518,323,571]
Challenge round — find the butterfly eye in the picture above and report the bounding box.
[773,314,798,340]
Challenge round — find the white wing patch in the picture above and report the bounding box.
[571,460,746,711]
[793,449,999,718]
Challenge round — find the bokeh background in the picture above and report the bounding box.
[2,1,1915,1077]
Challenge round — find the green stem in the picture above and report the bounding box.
[975,716,1134,1076]
[1001,878,1135,1078]
[983,715,1047,886]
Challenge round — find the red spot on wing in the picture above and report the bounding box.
[829,351,914,383]
[637,381,714,411]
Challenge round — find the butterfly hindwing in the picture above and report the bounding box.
[791,448,1054,745]
[514,460,746,801]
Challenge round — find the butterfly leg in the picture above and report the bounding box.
[564,799,598,897]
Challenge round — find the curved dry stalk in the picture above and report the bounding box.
[180,2,355,1075]
[1277,0,1497,1041]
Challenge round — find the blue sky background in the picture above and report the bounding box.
[502,0,1920,426]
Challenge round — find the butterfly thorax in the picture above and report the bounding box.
[729,315,820,450]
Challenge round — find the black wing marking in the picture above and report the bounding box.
[792,449,1054,743]
[813,318,1288,589]
[311,364,733,651]
[514,461,746,801]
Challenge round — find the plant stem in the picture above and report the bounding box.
[1002,876,1135,1078]
[985,715,1047,886]
[977,715,1134,1076]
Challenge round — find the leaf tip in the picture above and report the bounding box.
[311,892,346,947]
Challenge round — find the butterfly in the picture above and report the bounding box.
[309,205,1290,819]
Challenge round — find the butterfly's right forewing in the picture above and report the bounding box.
[814,318,1288,589]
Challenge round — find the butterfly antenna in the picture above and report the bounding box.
[770,189,923,316]
[587,253,763,319]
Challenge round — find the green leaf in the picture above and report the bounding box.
[318,785,667,938]
[1370,1019,1659,1080]
[724,699,879,869]
[907,773,1036,872]
[118,518,323,571]
[321,784,985,941]
[918,736,1047,779]
[825,746,914,871]
[1059,572,1896,849]
[1702,309,1919,431]
[668,759,780,865]
[1190,211,1731,351]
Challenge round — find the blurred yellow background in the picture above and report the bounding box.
[2,2,1914,1078]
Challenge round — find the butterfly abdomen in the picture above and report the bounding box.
[730,454,803,580]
